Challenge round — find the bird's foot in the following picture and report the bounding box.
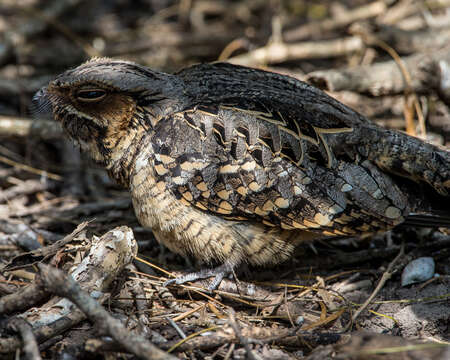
[164,262,234,291]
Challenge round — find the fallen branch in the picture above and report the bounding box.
[228,36,364,67]
[0,116,62,140]
[3,221,89,272]
[306,47,450,96]
[0,279,48,315]
[0,155,62,181]
[38,263,176,360]
[0,226,137,355]
[284,1,388,42]
[160,327,343,352]
[336,331,449,359]
[7,318,42,360]
[0,179,53,204]
[356,25,450,55]
[350,244,405,325]
[0,219,47,252]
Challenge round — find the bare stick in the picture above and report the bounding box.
[8,318,42,360]
[0,179,53,203]
[0,116,62,140]
[0,310,86,354]
[3,221,89,272]
[0,226,137,355]
[228,308,261,360]
[38,263,176,360]
[0,280,48,315]
[228,37,363,67]
[351,244,405,325]
[359,26,450,55]
[307,47,450,96]
[284,1,388,41]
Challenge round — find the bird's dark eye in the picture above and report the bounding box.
[76,89,107,102]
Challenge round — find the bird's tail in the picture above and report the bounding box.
[403,211,450,228]
[365,127,450,196]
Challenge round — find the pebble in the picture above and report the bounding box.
[401,257,435,286]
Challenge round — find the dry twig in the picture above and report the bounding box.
[38,263,176,360]
[7,318,42,360]
[228,37,364,67]
[0,226,137,355]
[307,46,450,97]
[350,244,405,326]
[284,1,388,41]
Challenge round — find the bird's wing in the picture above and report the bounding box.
[150,104,410,237]
[177,63,450,196]
[178,62,365,149]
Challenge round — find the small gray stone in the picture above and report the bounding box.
[401,257,435,286]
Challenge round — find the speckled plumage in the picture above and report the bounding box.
[34,58,450,288]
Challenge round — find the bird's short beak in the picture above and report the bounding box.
[30,86,53,120]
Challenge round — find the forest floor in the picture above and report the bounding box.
[0,1,449,359]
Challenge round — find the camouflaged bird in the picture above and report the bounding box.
[34,58,450,289]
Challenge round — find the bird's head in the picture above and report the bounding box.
[32,57,184,165]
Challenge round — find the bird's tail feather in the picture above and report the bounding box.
[402,211,450,228]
